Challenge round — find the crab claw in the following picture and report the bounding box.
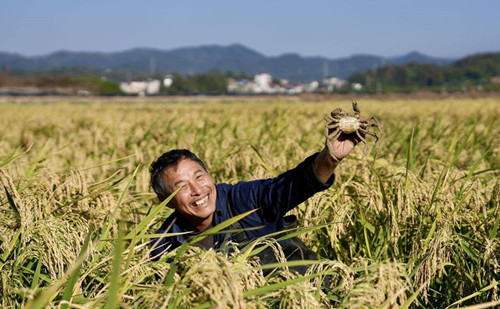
[352,100,360,113]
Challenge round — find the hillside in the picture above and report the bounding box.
[347,52,500,92]
[0,44,454,81]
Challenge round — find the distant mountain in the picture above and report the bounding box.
[0,44,456,81]
[387,50,454,66]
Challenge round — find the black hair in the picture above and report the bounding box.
[150,149,207,201]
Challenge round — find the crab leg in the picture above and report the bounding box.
[327,123,340,130]
[324,113,343,123]
[364,130,378,142]
[368,117,383,137]
[372,124,383,137]
[325,137,341,162]
[324,127,343,161]
[327,130,342,142]
[327,128,340,139]
[355,130,370,157]
[355,130,367,146]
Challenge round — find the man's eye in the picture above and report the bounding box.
[196,175,203,180]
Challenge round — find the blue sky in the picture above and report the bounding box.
[1,0,499,59]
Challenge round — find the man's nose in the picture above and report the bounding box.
[190,183,203,195]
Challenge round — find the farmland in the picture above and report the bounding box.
[0,96,499,308]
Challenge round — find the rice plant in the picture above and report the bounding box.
[0,96,499,308]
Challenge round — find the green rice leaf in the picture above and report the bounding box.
[242,269,339,298]
[0,144,32,168]
[447,280,499,308]
[98,165,139,252]
[399,284,425,309]
[60,231,92,309]
[125,185,181,239]
[30,253,43,290]
[24,231,92,309]
[251,144,277,176]
[105,223,125,309]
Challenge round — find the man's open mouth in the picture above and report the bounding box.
[194,195,209,207]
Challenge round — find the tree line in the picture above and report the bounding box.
[2,53,499,95]
[347,53,500,92]
[162,71,250,95]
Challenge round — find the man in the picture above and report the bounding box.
[149,126,360,261]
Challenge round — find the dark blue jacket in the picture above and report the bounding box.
[150,153,334,259]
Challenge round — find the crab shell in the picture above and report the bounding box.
[337,116,361,133]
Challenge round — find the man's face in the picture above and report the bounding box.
[162,158,216,230]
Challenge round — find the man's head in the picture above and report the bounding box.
[150,149,216,230]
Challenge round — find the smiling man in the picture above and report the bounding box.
[149,131,360,260]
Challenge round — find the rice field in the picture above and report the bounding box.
[0,95,499,308]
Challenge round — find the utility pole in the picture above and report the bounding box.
[150,56,156,77]
[323,61,329,79]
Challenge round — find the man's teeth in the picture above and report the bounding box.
[195,196,208,206]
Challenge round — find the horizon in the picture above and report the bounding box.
[0,43,474,60]
[2,1,500,60]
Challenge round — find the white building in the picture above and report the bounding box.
[323,77,346,92]
[163,75,173,88]
[351,83,363,91]
[254,73,274,93]
[119,79,161,96]
[227,73,326,95]
[305,81,319,92]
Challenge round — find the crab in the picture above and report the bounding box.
[324,100,382,161]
